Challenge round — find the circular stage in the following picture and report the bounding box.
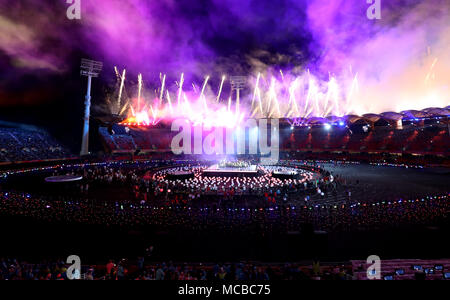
[152,164,320,196]
[44,175,83,183]
[202,163,259,177]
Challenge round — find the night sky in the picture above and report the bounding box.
[0,0,449,149]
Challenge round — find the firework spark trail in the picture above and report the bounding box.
[251,73,260,110]
[149,104,156,122]
[304,78,312,117]
[346,74,359,115]
[323,74,331,116]
[159,73,166,105]
[288,78,299,117]
[425,58,438,84]
[166,90,173,113]
[321,75,336,117]
[200,75,209,111]
[313,86,320,117]
[217,75,225,103]
[267,77,274,115]
[183,92,189,105]
[235,92,240,115]
[119,101,129,116]
[303,70,311,116]
[275,94,281,118]
[323,76,338,117]
[137,73,143,112]
[331,77,340,117]
[117,69,126,114]
[177,73,184,107]
[257,85,263,116]
[267,77,281,118]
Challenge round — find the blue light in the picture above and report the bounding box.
[324,123,331,130]
[338,121,345,126]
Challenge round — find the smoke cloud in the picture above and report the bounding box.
[0,0,448,112]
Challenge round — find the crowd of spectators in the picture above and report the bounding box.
[99,121,450,156]
[4,255,449,280]
[0,159,448,281]
[0,127,72,163]
[1,190,447,234]
[0,258,72,280]
[100,260,355,280]
[0,257,353,280]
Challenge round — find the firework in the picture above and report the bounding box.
[177,73,184,107]
[217,75,225,103]
[159,73,166,105]
[137,73,143,112]
[117,68,126,113]
[114,65,447,129]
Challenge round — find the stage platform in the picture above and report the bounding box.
[202,164,259,177]
[45,175,83,183]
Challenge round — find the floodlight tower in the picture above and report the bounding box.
[80,59,103,156]
[230,76,246,114]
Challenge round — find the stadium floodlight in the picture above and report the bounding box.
[80,59,103,156]
[230,76,246,114]
[230,76,246,90]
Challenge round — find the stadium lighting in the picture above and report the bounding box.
[230,76,246,114]
[80,58,103,156]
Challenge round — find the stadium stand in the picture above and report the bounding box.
[99,120,449,156]
[2,257,449,280]
[0,125,73,163]
[351,259,450,280]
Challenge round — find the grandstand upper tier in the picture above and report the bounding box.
[0,123,73,163]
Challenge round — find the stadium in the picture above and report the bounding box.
[0,0,449,285]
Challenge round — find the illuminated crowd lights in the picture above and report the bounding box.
[1,189,447,213]
[1,159,447,214]
[369,162,424,169]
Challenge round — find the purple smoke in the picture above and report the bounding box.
[0,0,449,111]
